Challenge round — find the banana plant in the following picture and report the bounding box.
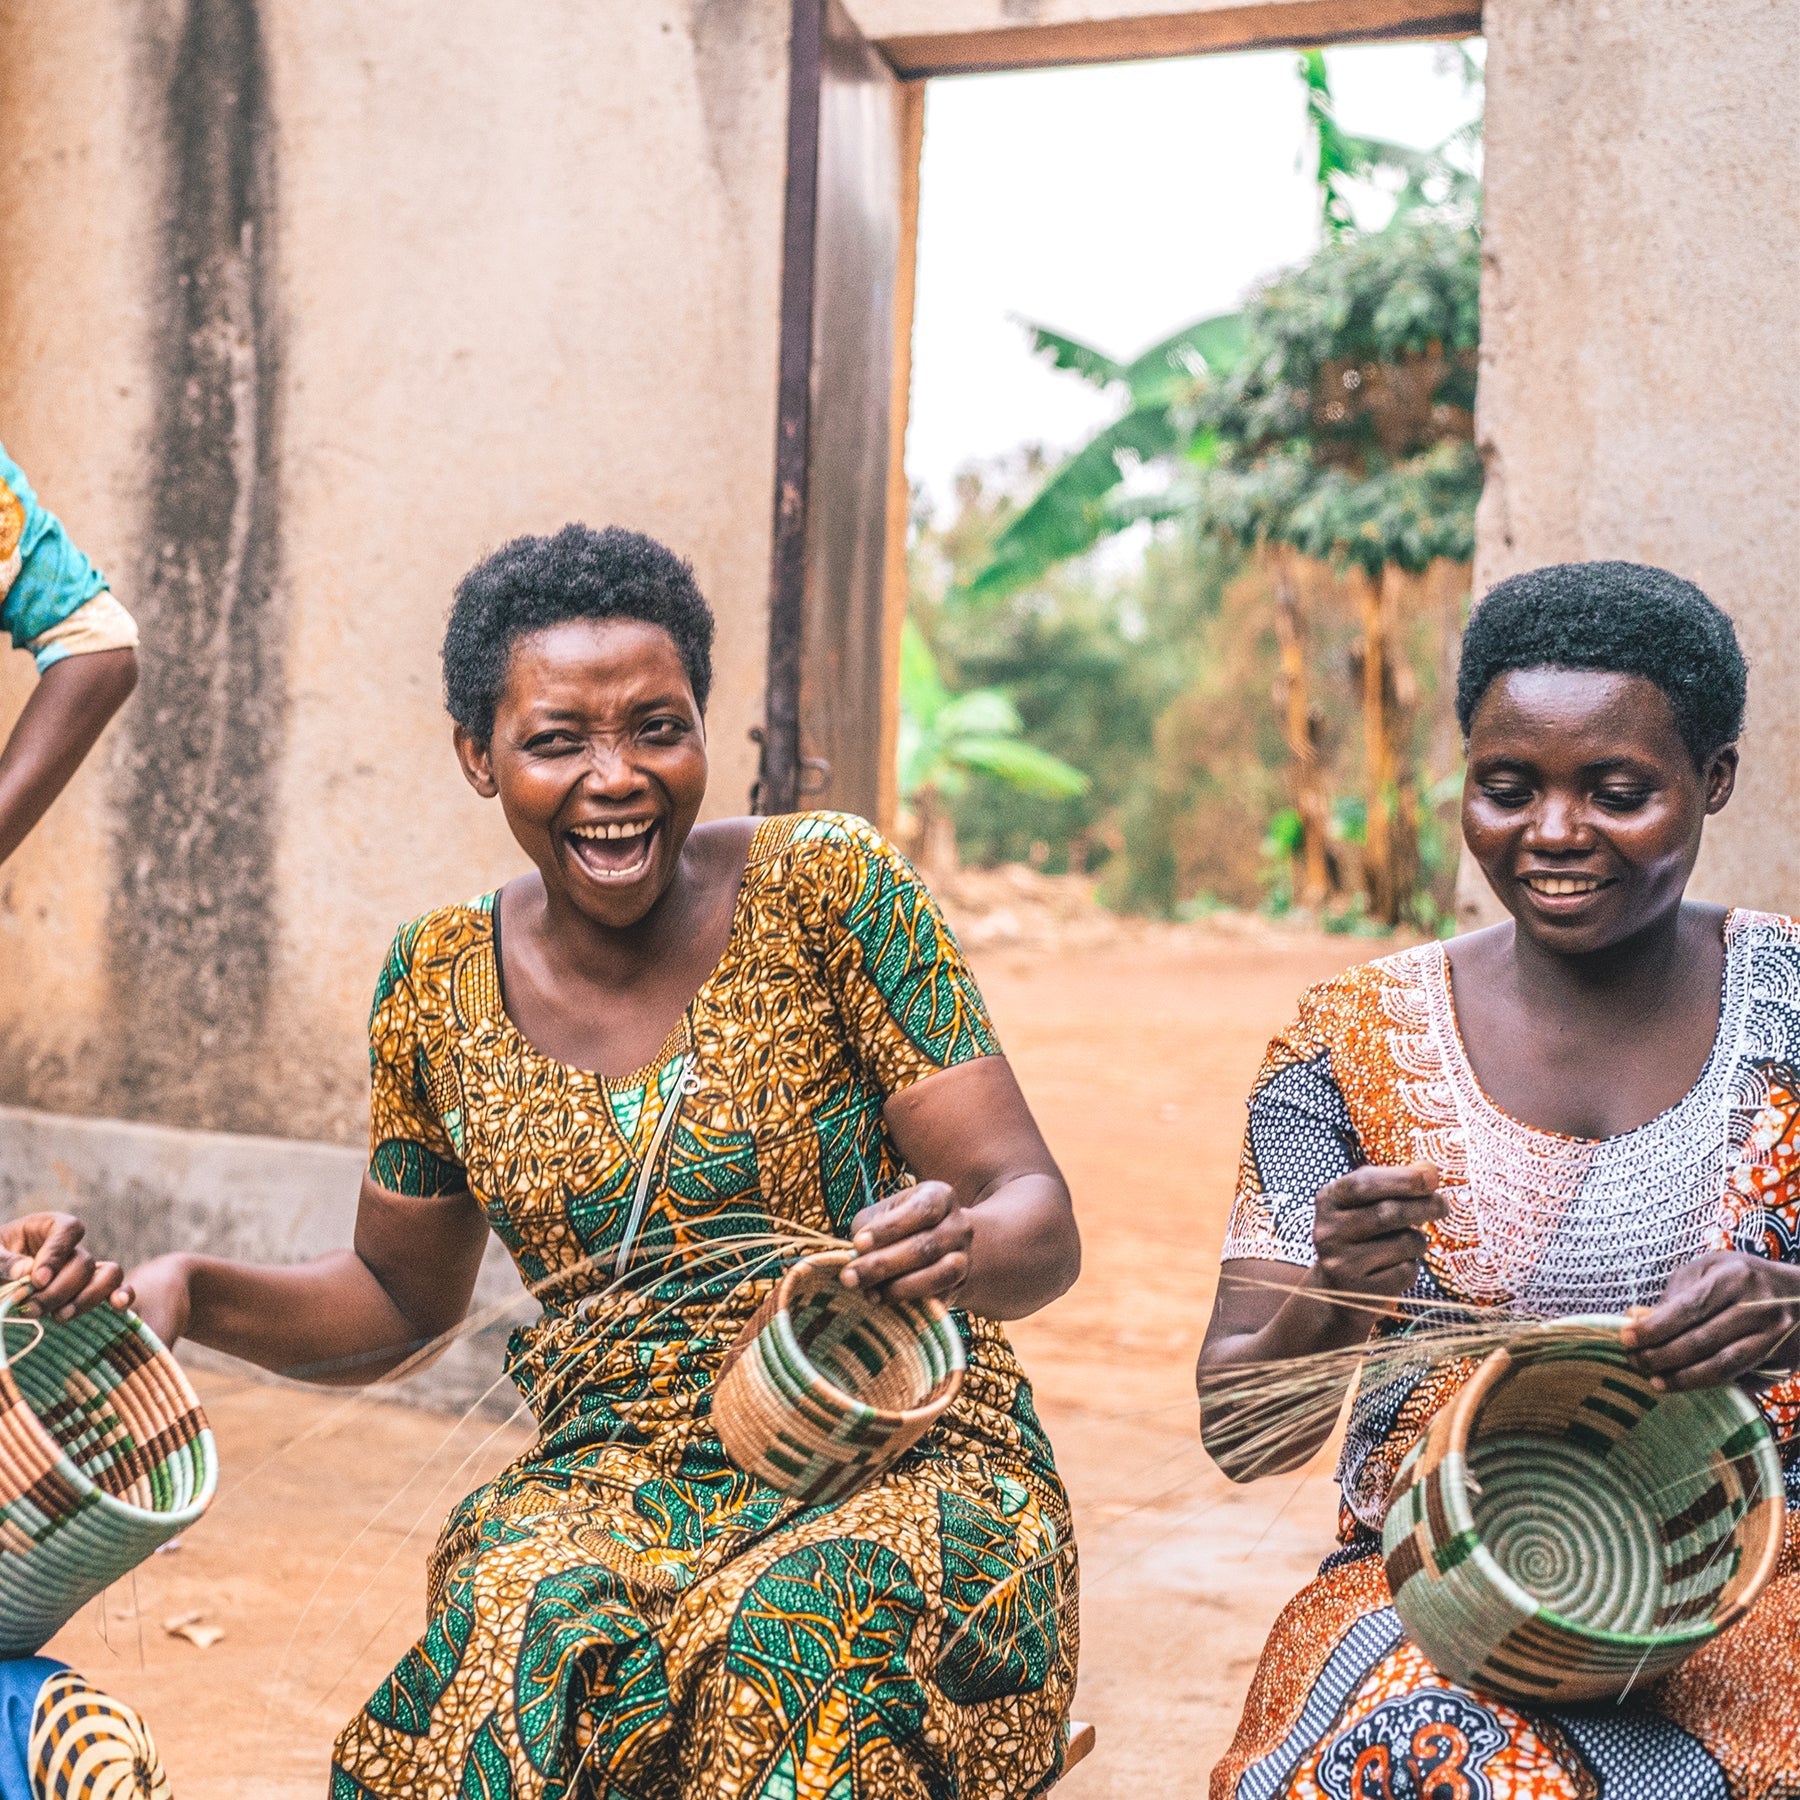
[966,47,1480,606]
[964,310,1246,603]
[899,619,1088,877]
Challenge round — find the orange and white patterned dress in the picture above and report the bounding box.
[330,813,1079,1800]
[1214,911,1800,1800]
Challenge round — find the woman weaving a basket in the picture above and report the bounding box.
[122,525,1083,1797]
[1202,562,1800,1799]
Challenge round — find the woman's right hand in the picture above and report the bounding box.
[123,1254,194,1349]
[0,1211,132,1320]
[1311,1162,1448,1302]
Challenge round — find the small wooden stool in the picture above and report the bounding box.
[1060,1720,1097,1779]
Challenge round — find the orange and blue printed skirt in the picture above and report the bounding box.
[1215,914,1800,1798]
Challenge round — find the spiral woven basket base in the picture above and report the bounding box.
[0,1292,216,1656]
[1382,1318,1784,1705]
[714,1252,966,1507]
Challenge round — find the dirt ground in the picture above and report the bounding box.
[43,923,1380,1797]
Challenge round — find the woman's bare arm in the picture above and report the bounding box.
[843,1056,1080,1321]
[1197,1164,1446,1479]
[128,1175,493,1385]
[0,647,137,865]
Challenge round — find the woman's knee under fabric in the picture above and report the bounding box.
[666,1476,1078,1800]
[1212,1552,1800,1800]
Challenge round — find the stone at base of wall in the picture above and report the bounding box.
[0,1103,528,1416]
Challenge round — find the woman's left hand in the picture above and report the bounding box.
[842,1181,973,1305]
[1622,1252,1800,1391]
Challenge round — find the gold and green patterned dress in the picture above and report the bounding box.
[330,813,1079,1800]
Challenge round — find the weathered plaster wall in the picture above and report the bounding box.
[0,2,163,1117]
[0,0,793,1143]
[0,1103,526,1412]
[1475,0,1800,914]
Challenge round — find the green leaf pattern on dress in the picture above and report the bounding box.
[727,1540,933,1800]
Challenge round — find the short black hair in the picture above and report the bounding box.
[1456,561,1747,765]
[443,524,714,742]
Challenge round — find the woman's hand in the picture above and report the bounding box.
[123,1254,195,1349]
[1622,1252,1800,1391]
[1312,1163,1448,1301]
[842,1182,972,1305]
[0,1212,134,1320]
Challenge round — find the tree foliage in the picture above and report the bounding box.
[1184,218,1481,576]
[909,46,1483,923]
[898,617,1088,806]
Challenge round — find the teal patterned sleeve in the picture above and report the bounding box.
[367,918,467,1197]
[797,812,1001,1100]
[0,442,110,664]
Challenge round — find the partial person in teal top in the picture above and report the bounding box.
[0,440,139,866]
[0,455,171,1790]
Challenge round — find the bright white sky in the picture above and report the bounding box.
[906,40,1483,515]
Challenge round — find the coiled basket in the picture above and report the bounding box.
[1382,1316,1784,1704]
[713,1251,966,1506]
[0,1287,216,1655]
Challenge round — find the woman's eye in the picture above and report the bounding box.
[641,717,689,742]
[1595,787,1652,811]
[525,733,579,754]
[1478,782,1532,809]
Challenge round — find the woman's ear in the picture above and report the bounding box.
[1703,743,1739,815]
[454,724,499,798]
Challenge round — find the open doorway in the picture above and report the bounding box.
[895,37,1483,938]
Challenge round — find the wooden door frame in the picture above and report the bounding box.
[758,0,1480,828]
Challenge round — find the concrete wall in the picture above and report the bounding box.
[0,1103,527,1412]
[1474,0,1800,914]
[0,0,793,1144]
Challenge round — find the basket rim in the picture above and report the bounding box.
[1435,1314,1782,1646]
[0,1291,217,1528]
[740,1250,966,1432]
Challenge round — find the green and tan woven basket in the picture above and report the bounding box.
[713,1251,966,1507]
[0,1287,216,1655]
[1382,1316,1784,1705]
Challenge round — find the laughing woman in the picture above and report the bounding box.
[126,526,1082,1798]
[1203,563,1800,1799]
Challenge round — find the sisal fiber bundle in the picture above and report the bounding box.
[713,1251,965,1506]
[0,1287,216,1655]
[1382,1316,1783,1704]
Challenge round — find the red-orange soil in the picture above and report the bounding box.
[44,924,1380,1798]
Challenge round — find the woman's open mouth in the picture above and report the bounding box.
[567,818,658,884]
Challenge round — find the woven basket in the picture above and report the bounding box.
[712,1252,966,1506]
[1382,1316,1784,1704]
[0,1288,216,1655]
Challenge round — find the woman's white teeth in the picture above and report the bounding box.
[1528,876,1600,895]
[572,821,652,841]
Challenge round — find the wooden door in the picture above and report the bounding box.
[758,0,919,823]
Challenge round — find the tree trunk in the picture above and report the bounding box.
[1268,550,1334,909]
[1352,563,1419,927]
[915,786,959,888]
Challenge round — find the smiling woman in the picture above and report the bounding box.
[1201,562,1800,1799]
[118,524,1083,1799]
